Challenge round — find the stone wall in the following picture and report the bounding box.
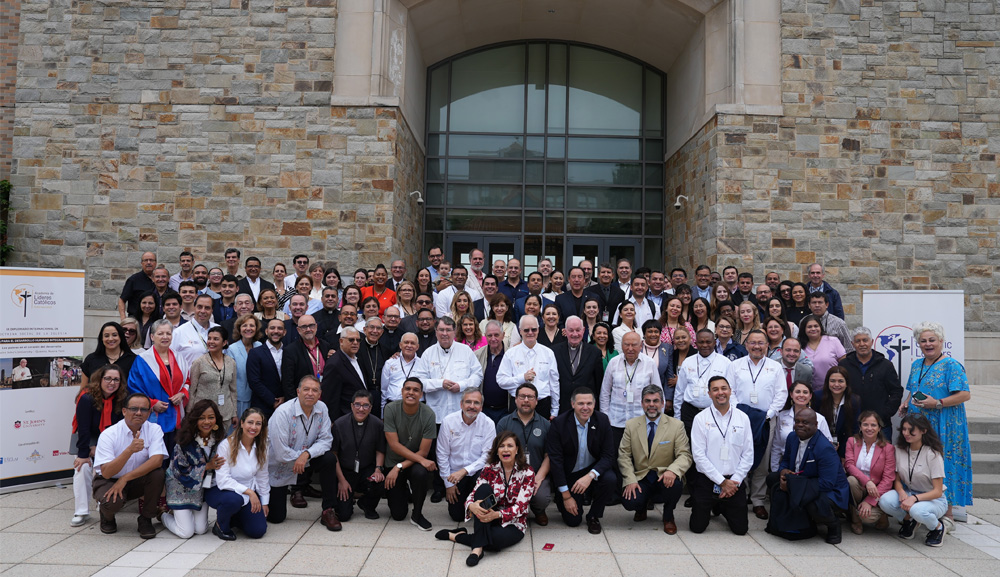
[0,0,18,180]
[8,0,422,309]
[665,0,1000,331]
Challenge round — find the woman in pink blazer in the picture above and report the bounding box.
[844,411,896,534]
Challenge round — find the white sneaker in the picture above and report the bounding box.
[70,514,89,527]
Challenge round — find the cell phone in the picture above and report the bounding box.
[542,543,555,551]
[713,484,721,495]
[912,392,928,401]
[480,493,498,510]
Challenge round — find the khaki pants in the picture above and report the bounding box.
[847,475,885,524]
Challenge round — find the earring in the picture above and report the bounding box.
[212,425,219,430]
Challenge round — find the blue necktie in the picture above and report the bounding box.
[647,421,656,454]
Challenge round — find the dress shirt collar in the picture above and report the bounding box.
[267,341,282,353]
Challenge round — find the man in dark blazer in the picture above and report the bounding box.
[766,408,849,544]
[320,327,376,421]
[282,294,309,346]
[280,314,330,399]
[219,293,255,344]
[236,256,275,311]
[552,316,604,414]
[555,267,590,324]
[248,318,286,417]
[584,263,626,323]
[545,387,617,534]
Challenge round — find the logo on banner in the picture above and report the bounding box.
[13,421,21,429]
[874,325,912,380]
[9,283,57,317]
[13,418,45,429]
[26,450,43,463]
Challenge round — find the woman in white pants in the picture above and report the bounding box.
[71,364,126,526]
[161,399,227,538]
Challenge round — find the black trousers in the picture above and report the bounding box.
[455,484,525,552]
[268,451,339,523]
[680,402,703,486]
[430,424,445,495]
[447,475,480,522]
[333,467,385,522]
[689,472,749,535]
[386,463,432,520]
[554,467,617,527]
[621,470,684,522]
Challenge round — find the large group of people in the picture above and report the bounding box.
[66,247,973,561]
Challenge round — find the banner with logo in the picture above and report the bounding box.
[862,290,965,389]
[1,267,85,490]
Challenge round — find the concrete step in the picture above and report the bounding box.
[973,474,1000,499]
[970,434,1000,454]
[968,419,1000,435]
[973,454,1000,475]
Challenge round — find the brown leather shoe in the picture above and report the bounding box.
[663,520,678,535]
[534,510,549,526]
[753,506,769,520]
[290,490,308,508]
[587,517,602,535]
[633,509,647,522]
[321,508,342,531]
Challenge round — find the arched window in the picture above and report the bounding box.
[425,42,665,273]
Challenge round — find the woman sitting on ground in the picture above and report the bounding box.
[207,408,269,540]
[436,432,535,566]
[162,399,227,538]
[843,411,895,534]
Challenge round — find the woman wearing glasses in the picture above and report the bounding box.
[70,364,127,527]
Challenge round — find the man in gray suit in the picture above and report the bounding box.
[778,338,813,393]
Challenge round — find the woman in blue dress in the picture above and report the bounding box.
[899,321,972,516]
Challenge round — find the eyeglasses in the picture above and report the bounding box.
[123,329,137,334]
[521,327,538,333]
[297,323,317,329]
[516,394,536,400]
[125,407,151,414]
[352,403,372,410]
[295,260,308,264]
[343,338,360,343]
[102,376,121,383]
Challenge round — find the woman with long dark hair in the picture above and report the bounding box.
[162,399,227,538]
[799,314,846,393]
[786,282,810,325]
[482,293,520,348]
[879,413,948,547]
[81,322,136,391]
[814,366,860,458]
[136,291,162,349]
[207,407,269,540]
[435,432,535,566]
[70,364,127,526]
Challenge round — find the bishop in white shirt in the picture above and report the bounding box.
[413,317,484,424]
[436,389,497,521]
[496,315,560,419]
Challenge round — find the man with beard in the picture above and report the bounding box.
[436,389,496,522]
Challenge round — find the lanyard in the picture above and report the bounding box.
[351,419,368,456]
[399,356,415,379]
[623,359,639,387]
[306,343,322,377]
[907,445,924,484]
[710,407,734,442]
[917,356,942,387]
[210,354,227,388]
[298,413,313,438]
[697,355,713,379]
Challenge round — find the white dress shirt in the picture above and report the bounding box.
[599,354,660,427]
[244,276,262,301]
[171,320,219,368]
[673,352,735,418]
[856,440,875,475]
[496,342,560,418]
[612,324,641,353]
[435,286,459,319]
[415,342,484,423]
[770,408,834,472]
[730,356,787,419]
[436,410,497,487]
[216,437,271,506]
[94,420,168,479]
[381,355,423,410]
[612,295,659,327]
[691,404,754,485]
[266,341,283,377]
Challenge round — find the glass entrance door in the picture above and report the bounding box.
[567,237,641,270]
[447,235,522,270]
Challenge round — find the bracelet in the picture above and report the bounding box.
[914,495,919,502]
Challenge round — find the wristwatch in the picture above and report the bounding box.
[935,399,943,409]
[395,463,404,470]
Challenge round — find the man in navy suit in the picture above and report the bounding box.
[767,407,849,544]
[545,387,617,534]
[236,256,275,310]
[247,318,286,417]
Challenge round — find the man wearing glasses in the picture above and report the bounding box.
[285,254,310,290]
[93,394,168,538]
[425,246,445,282]
[237,256,274,306]
[399,293,436,334]
[497,315,560,420]
[118,251,157,320]
[332,390,386,522]
[321,327,376,420]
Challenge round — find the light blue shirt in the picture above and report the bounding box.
[693,286,712,302]
[557,416,601,493]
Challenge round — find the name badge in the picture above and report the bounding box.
[720,442,730,461]
[750,391,758,404]
[626,388,634,403]
[217,394,225,406]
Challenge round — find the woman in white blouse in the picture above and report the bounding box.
[205,408,269,540]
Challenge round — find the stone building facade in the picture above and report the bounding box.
[3,0,998,343]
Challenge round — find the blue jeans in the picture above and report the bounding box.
[878,485,947,531]
[205,486,267,538]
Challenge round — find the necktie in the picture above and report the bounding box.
[647,421,656,454]
[785,366,793,390]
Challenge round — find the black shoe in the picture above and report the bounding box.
[301,485,323,499]
[100,516,117,534]
[410,513,432,531]
[825,522,842,545]
[466,551,484,567]
[587,517,602,535]
[362,506,380,520]
[435,527,467,541]
[898,518,918,540]
[711,502,723,517]
[684,497,694,508]
[137,515,156,539]
[213,521,237,541]
[430,490,444,504]
[925,522,945,547]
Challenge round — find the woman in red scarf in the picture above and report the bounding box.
[70,364,126,527]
